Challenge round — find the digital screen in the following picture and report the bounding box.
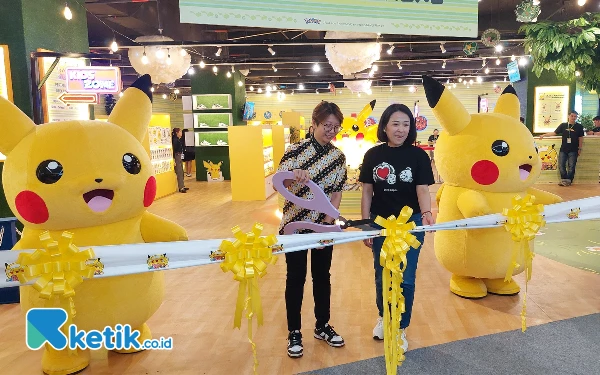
[507,61,521,83]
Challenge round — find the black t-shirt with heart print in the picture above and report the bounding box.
[359,143,435,218]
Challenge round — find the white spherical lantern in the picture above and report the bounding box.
[344,80,372,94]
[129,35,191,84]
[325,32,381,77]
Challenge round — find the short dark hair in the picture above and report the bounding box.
[377,104,417,145]
[433,128,439,132]
[569,110,578,116]
[172,127,181,136]
[312,101,344,127]
[593,116,600,121]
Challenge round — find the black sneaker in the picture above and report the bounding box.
[314,323,345,347]
[287,330,303,358]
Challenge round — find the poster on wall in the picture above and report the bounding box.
[533,86,569,133]
[40,56,90,123]
[180,0,478,37]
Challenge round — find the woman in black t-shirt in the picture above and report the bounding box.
[359,103,435,352]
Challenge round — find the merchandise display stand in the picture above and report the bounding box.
[148,114,177,198]
[229,125,277,201]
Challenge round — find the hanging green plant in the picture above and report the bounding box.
[520,13,600,92]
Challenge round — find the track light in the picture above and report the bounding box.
[485,67,490,74]
[215,47,222,57]
[199,60,206,69]
[267,45,276,55]
[387,45,395,55]
[63,2,72,20]
[458,77,463,82]
[442,60,446,69]
[494,44,503,52]
[496,58,501,65]
[231,65,235,73]
[511,55,516,61]
[110,40,118,52]
[162,94,167,99]
[272,65,278,72]
[476,76,483,83]
[482,58,486,67]
[226,71,232,78]
[174,89,180,95]
[313,63,320,72]
[257,88,263,93]
[212,66,218,73]
[249,86,254,91]
[440,42,446,53]
[299,83,305,90]
[397,62,402,70]
[315,89,319,94]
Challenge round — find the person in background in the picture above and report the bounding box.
[182,129,195,177]
[586,116,600,135]
[427,128,439,162]
[539,110,585,186]
[305,125,314,139]
[275,101,347,359]
[359,103,435,353]
[172,128,188,193]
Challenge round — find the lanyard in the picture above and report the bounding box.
[272,171,372,234]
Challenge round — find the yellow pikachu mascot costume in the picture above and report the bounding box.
[335,99,378,143]
[0,75,187,374]
[422,76,561,298]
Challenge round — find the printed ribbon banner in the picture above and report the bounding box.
[502,194,545,332]
[375,207,422,375]
[218,223,278,375]
[16,231,96,355]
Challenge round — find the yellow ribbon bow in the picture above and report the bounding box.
[502,194,545,332]
[219,223,278,375]
[17,231,96,354]
[375,207,422,375]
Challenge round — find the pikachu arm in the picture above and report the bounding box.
[140,211,188,243]
[435,183,445,207]
[526,187,563,205]
[456,189,493,218]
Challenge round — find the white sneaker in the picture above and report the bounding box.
[217,122,228,127]
[212,104,223,109]
[200,140,211,146]
[197,104,207,109]
[198,123,209,128]
[216,140,228,146]
[373,317,384,340]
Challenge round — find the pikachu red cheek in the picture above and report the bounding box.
[15,191,49,224]
[144,176,157,207]
[471,160,500,186]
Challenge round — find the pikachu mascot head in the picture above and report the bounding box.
[422,76,561,299]
[334,100,378,168]
[0,75,187,375]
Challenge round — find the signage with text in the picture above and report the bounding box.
[66,67,121,94]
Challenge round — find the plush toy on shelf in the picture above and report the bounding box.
[0,74,188,374]
[422,75,562,299]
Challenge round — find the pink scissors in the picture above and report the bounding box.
[273,171,372,234]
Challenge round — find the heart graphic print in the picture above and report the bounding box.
[373,162,396,183]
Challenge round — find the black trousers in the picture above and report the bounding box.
[285,246,333,331]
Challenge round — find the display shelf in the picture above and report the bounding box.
[192,94,232,111]
[193,113,233,128]
[148,125,174,175]
[195,131,229,147]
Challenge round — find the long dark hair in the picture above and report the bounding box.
[377,104,417,145]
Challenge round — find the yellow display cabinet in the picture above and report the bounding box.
[536,136,600,184]
[272,125,290,170]
[229,125,276,201]
[148,114,177,198]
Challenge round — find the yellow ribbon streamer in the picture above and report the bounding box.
[219,223,278,375]
[501,194,545,332]
[374,207,422,375]
[16,231,96,354]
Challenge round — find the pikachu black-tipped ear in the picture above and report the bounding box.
[356,99,376,125]
[422,75,470,135]
[0,96,36,156]
[493,85,520,120]
[108,74,153,142]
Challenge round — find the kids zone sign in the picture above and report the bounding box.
[65,67,121,94]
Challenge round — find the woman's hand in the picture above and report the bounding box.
[292,169,310,184]
[421,211,435,226]
[363,238,373,248]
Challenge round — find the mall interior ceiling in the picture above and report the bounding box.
[83,0,599,93]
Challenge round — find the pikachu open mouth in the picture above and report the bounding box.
[519,164,532,181]
[83,189,115,212]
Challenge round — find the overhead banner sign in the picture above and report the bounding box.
[65,67,121,94]
[179,0,478,37]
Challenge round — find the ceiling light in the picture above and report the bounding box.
[397,62,402,70]
[156,49,165,59]
[494,44,504,52]
[267,45,276,55]
[315,89,319,94]
[266,85,272,92]
[272,65,277,72]
[150,87,155,92]
[440,42,446,53]
[453,83,457,88]
[387,45,395,55]
[291,90,295,95]
[511,55,516,61]
[408,85,416,93]
[358,93,362,97]
[119,92,124,97]
[266,91,272,97]
[476,76,483,83]
[231,65,235,73]
[575,71,581,77]
[212,66,218,73]
[272,85,277,91]
[469,79,474,84]
[180,49,187,57]
[63,2,72,20]
[482,58,486,67]
[366,89,372,95]
[141,51,149,65]
[199,60,206,69]
[577,0,586,5]
[463,80,467,85]
[188,67,195,75]
[299,83,305,90]
[257,88,263,93]
[226,71,232,78]
[504,76,507,82]
[250,86,254,91]
[313,63,320,72]
[162,94,167,99]
[485,67,490,74]
[518,56,528,66]
[215,47,222,57]
[110,40,118,52]
[459,77,463,82]
[442,60,446,69]
[238,80,243,86]
[496,58,501,65]
[174,89,180,94]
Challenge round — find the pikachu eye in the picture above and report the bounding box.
[36,160,64,184]
[352,124,359,132]
[122,153,141,174]
[491,140,509,157]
